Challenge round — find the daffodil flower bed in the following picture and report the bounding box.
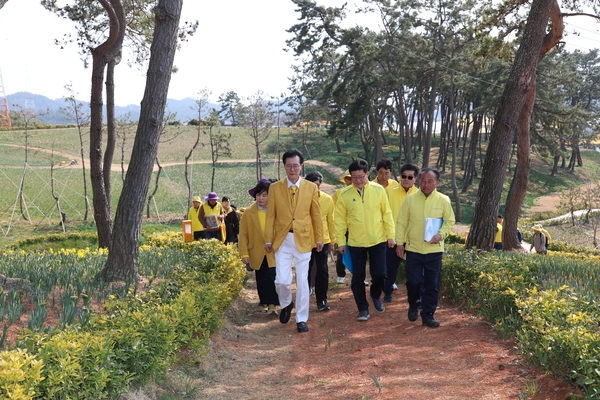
[0,232,244,399]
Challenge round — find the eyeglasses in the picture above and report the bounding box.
[285,164,301,170]
[401,174,415,180]
[351,174,366,181]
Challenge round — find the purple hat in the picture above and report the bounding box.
[204,192,220,201]
[248,178,271,198]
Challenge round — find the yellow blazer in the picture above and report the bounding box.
[238,202,275,270]
[265,178,323,253]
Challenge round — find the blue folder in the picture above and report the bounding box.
[342,250,353,274]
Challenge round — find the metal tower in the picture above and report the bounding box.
[0,67,11,128]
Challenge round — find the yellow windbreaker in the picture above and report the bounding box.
[319,190,335,245]
[334,181,395,248]
[395,189,455,254]
[388,185,419,221]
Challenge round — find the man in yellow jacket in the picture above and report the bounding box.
[305,171,335,312]
[372,158,400,192]
[332,170,352,284]
[384,163,420,302]
[335,160,395,321]
[396,168,455,328]
[265,149,323,333]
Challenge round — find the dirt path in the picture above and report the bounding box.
[0,144,345,186]
[194,265,580,399]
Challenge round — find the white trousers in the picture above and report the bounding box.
[274,232,312,323]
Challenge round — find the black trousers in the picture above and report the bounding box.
[255,257,279,306]
[308,243,330,305]
[405,251,443,317]
[349,242,387,312]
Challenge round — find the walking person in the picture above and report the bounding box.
[332,170,352,284]
[265,149,323,333]
[530,224,548,254]
[239,179,279,315]
[383,163,420,302]
[187,196,204,240]
[495,215,503,250]
[372,158,399,191]
[198,192,224,241]
[221,196,240,244]
[396,168,455,328]
[305,171,335,312]
[334,160,395,321]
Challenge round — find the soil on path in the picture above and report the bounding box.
[195,267,580,399]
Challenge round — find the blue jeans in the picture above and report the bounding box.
[204,229,222,241]
[404,251,443,317]
[349,242,387,312]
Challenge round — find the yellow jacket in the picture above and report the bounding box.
[187,205,203,232]
[238,202,275,270]
[495,223,503,243]
[395,189,455,254]
[265,178,323,253]
[318,190,335,245]
[372,177,400,191]
[334,181,395,248]
[388,185,419,221]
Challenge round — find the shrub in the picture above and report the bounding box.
[4,231,246,398]
[0,349,43,400]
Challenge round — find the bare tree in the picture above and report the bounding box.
[204,110,232,191]
[50,151,66,232]
[242,90,273,181]
[559,187,583,227]
[60,84,91,220]
[146,157,163,219]
[12,105,39,221]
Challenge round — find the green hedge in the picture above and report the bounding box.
[443,245,600,397]
[2,234,244,399]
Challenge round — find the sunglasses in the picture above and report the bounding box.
[401,174,415,180]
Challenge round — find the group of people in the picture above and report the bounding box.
[493,214,551,254]
[229,149,455,333]
[187,192,240,244]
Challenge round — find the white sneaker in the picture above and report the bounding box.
[336,277,345,284]
[392,283,398,290]
[309,287,315,295]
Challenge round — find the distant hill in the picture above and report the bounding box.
[6,92,220,125]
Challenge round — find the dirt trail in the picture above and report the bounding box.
[193,264,580,399]
[0,144,346,186]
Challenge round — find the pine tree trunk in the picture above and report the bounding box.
[102,0,183,281]
[466,0,556,250]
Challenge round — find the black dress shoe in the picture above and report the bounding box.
[408,307,418,322]
[297,321,309,332]
[279,301,294,324]
[422,316,440,328]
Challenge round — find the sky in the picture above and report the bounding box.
[0,0,599,107]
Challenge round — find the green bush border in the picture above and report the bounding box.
[1,233,244,399]
[443,244,600,397]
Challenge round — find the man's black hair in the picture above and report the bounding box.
[376,158,393,171]
[305,171,323,183]
[282,149,304,165]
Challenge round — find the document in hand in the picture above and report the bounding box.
[205,214,220,229]
[424,218,443,242]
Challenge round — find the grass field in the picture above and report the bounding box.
[1,125,599,247]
